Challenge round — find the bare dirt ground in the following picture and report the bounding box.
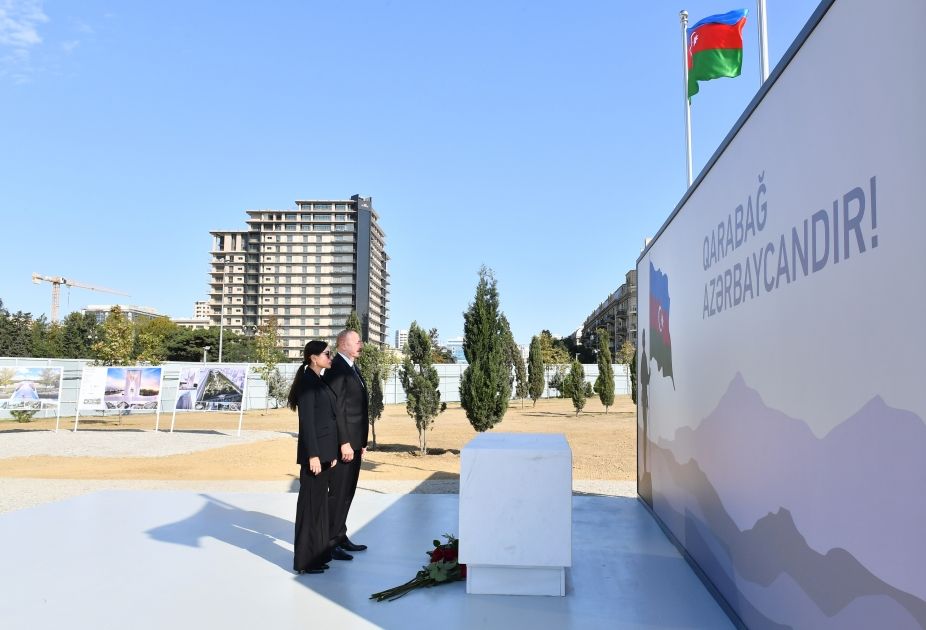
[0,396,637,483]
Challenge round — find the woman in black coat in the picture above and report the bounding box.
[287,340,339,574]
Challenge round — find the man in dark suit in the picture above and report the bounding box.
[323,329,369,560]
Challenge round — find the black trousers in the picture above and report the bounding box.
[294,464,330,571]
[328,448,362,546]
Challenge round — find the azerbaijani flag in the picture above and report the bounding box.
[649,262,675,387]
[687,9,748,98]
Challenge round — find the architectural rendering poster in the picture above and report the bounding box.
[78,367,163,411]
[0,366,63,410]
[174,366,246,412]
[637,0,926,627]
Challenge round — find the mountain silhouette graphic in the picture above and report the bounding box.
[648,374,926,628]
[648,441,926,629]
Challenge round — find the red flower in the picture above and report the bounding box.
[371,534,466,602]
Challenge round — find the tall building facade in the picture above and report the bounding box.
[193,301,210,319]
[394,329,409,350]
[209,195,389,359]
[579,269,637,357]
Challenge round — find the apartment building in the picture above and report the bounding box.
[83,304,160,324]
[209,195,389,359]
[579,269,637,357]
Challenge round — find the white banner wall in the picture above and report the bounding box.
[637,0,926,627]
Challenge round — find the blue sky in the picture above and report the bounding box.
[0,0,819,346]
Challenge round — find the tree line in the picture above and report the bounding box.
[395,267,637,454]
[0,299,260,364]
[5,266,638,446]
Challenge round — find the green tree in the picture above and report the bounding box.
[594,328,615,413]
[555,365,573,399]
[134,316,179,365]
[460,267,511,432]
[254,316,285,411]
[538,329,570,365]
[399,322,446,455]
[345,310,362,335]
[617,340,636,365]
[92,306,135,365]
[217,328,255,362]
[568,359,588,416]
[160,327,250,362]
[527,335,544,406]
[357,342,398,449]
[562,334,596,364]
[430,345,455,364]
[0,308,34,357]
[629,345,638,404]
[422,327,454,364]
[31,317,62,358]
[59,312,99,359]
[163,328,212,361]
[617,339,636,404]
[369,370,385,448]
[508,329,528,408]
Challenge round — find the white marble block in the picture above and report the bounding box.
[459,432,572,596]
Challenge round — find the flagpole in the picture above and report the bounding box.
[680,10,693,188]
[757,0,770,83]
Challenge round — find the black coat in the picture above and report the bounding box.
[324,353,369,450]
[296,369,339,465]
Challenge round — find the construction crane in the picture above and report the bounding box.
[31,273,130,323]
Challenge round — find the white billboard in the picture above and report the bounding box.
[637,0,926,627]
[174,366,246,412]
[78,367,163,411]
[0,366,62,410]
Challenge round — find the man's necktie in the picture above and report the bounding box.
[353,364,365,388]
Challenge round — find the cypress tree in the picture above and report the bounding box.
[369,368,385,448]
[399,322,445,455]
[629,345,638,404]
[460,267,511,431]
[507,323,528,408]
[344,310,362,335]
[594,328,615,413]
[527,335,544,406]
[357,342,395,449]
[568,359,587,416]
[512,343,528,407]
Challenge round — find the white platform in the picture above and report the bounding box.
[459,433,572,596]
[0,489,735,629]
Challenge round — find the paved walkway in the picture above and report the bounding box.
[0,489,732,629]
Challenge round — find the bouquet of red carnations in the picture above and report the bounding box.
[370,534,467,602]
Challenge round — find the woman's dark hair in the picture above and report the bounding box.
[287,340,328,411]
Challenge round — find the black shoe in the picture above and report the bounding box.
[330,546,353,561]
[341,538,367,552]
[297,567,325,575]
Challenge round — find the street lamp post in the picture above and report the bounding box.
[203,345,211,365]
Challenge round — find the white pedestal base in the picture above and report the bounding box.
[466,565,566,596]
[459,433,572,597]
